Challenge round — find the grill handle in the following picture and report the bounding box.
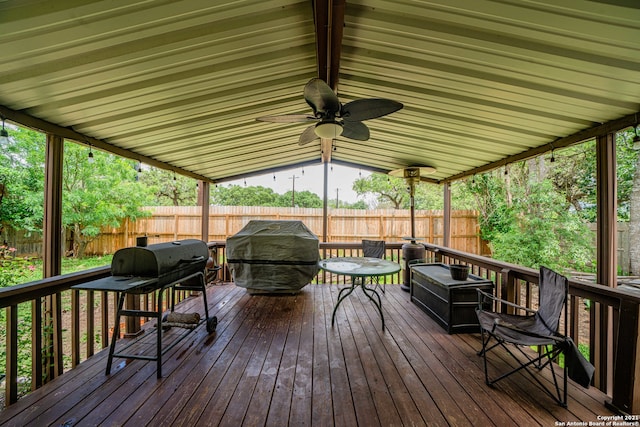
[178,256,205,264]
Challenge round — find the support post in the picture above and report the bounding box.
[42,134,64,383]
[198,180,210,242]
[594,132,617,391]
[608,299,640,414]
[443,182,451,247]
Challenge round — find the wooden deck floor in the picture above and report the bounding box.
[0,283,615,426]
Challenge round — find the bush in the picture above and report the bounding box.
[0,245,36,288]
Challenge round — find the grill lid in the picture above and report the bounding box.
[111,239,208,278]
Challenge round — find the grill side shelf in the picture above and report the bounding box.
[71,271,216,378]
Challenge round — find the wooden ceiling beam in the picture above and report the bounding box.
[313,0,345,90]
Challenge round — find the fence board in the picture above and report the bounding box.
[80,206,483,255]
[5,207,484,256]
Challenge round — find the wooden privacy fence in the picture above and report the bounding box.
[85,206,486,255]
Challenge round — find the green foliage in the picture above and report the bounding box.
[490,184,593,271]
[463,172,512,242]
[614,130,639,220]
[138,168,198,206]
[549,131,638,222]
[0,244,37,288]
[353,174,407,208]
[211,185,324,208]
[279,190,323,208]
[62,143,152,257]
[353,174,477,210]
[466,162,594,272]
[0,126,46,234]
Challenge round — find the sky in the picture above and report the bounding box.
[224,163,372,204]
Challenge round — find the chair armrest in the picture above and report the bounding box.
[476,289,537,315]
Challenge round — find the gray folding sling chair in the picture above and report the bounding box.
[362,239,386,293]
[475,266,593,407]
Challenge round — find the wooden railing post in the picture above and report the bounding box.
[500,269,517,314]
[124,294,142,338]
[71,289,81,368]
[433,249,442,263]
[42,293,63,383]
[608,299,640,414]
[31,299,43,390]
[6,304,18,405]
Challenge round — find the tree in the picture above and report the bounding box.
[353,174,406,208]
[352,173,475,210]
[211,185,282,206]
[138,168,197,206]
[464,158,593,272]
[62,143,152,257]
[489,179,592,271]
[463,171,512,242]
[0,126,46,237]
[278,190,323,208]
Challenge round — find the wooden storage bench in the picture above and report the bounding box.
[410,263,494,334]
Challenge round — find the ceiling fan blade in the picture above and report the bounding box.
[304,78,340,116]
[256,114,316,123]
[342,99,403,122]
[341,121,370,141]
[298,125,320,145]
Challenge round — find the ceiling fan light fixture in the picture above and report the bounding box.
[314,121,343,139]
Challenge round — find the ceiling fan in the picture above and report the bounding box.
[256,78,403,145]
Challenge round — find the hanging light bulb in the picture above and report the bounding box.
[0,118,10,145]
[137,162,142,173]
[550,149,556,163]
[88,145,95,163]
[273,174,276,181]
[173,172,177,181]
[301,167,305,176]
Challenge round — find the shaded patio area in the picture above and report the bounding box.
[0,282,614,426]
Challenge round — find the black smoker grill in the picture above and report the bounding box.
[72,239,217,378]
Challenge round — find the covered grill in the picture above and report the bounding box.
[227,220,319,293]
[72,239,217,378]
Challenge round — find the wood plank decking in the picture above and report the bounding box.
[0,283,615,426]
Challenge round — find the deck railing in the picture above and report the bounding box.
[421,243,640,414]
[0,241,638,414]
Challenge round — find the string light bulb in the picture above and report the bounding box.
[88,145,95,163]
